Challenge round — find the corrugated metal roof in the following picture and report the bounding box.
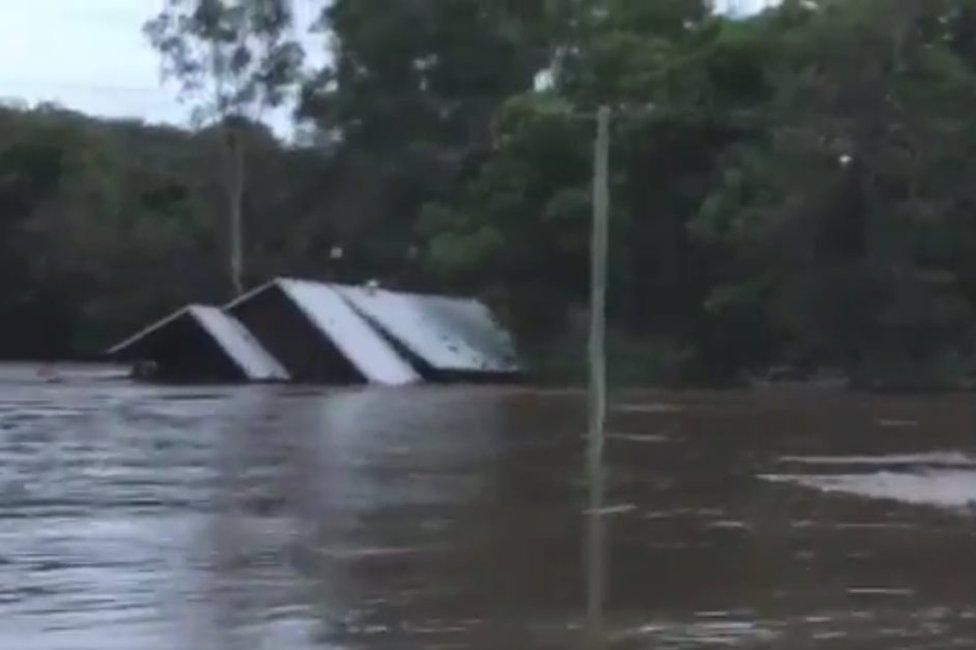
[113,279,520,385]
[109,305,290,382]
[189,306,290,381]
[337,285,521,375]
[274,279,421,386]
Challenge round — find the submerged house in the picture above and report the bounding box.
[336,285,521,381]
[109,305,290,383]
[225,279,420,386]
[109,278,521,385]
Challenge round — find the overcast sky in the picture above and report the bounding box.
[0,0,770,136]
[0,0,327,136]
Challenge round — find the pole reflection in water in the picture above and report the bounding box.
[584,443,606,649]
[585,105,612,649]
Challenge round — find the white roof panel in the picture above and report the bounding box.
[108,304,290,382]
[189,306,290,382]
[337,285,521,374]
[277,279,421,386]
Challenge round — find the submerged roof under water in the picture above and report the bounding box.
[109,305,290,382]
[111,278,522,385]
[267,278,421,386]
[337,285,521,376]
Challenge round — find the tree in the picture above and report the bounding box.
[0,102,348,358]
[9,0,976,387]
[415,1,752,378]
[298,0,568,279]
[144,0,303,296]
[412,0,976,385]
[692,0,976,384]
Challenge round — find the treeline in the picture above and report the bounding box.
[0,106,380,358]
[6,0,976,388]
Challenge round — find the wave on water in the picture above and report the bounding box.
[761,469,976,509]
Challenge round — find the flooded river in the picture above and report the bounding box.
[2,363,976,648]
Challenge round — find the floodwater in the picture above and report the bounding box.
[2,364,976,649]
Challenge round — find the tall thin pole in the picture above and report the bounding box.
[226,124,245,298]
[585,105,611,649]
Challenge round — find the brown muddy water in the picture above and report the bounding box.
[2,363,976,649]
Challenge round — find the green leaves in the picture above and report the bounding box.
[144,0,304,123]
[14,0,976,385]
[402,0,976,383]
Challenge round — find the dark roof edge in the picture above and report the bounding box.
[106,305,208,355]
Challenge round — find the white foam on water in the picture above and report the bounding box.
[605,433,671,444]
[847,587,915,597]
[876,419,920,428]
[612,618,780,646]
[614,402,686,414]
[761,470,976,508]
[777,451,976,467]
[583,503,639,517]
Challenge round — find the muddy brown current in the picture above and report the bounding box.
[2,363,976,648]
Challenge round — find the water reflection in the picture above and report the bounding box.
[2,366,976,647]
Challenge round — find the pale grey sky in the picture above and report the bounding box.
[0,1,176,121]
[0,0,327,135]
[0,0,771,135]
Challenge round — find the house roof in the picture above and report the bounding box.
[109,305,290,382]
[336,285,521,375]
[112,278,520,385]
[229,279,421,386]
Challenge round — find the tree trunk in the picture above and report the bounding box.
[224,124,246,298]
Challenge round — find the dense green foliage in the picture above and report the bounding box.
[0,106,340,358]
[6,0,976,388]
[415,0,976,387]
[145,0,304,296]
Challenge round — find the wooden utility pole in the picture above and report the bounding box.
[585,105,611,649]
[225,123,246,298]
